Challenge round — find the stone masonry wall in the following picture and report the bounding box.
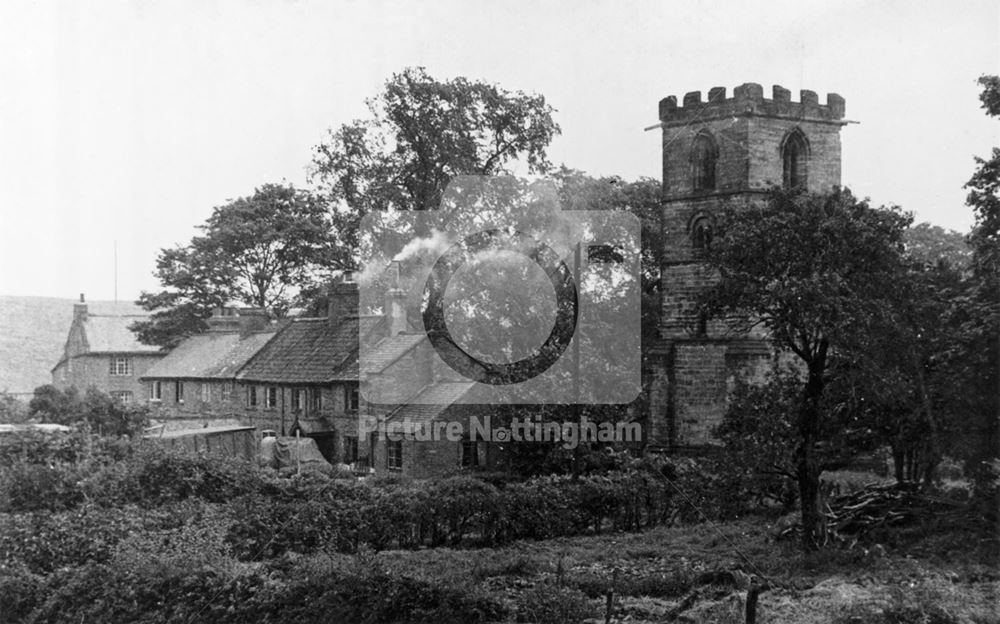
[649,82,846,449]
[54,353,161,401]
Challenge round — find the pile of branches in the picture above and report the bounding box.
[825,482,924,540]
[779,482,962,544]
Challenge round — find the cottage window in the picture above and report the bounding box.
[174,381,184,404]
[345,386,360,412]
[291,389,301,411]
[246,386,258,409]
[222,383,232,402]
[690,132,718,192]
[150,381,162,401]
[311,388,322,412]
[343,436,359,464]
[265,387,277,409]
[109,356,132,376]
[111,391,132,404]
[782,129,808,189]
[461,439,480,468]
[386,439,403,471]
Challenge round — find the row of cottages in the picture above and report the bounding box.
[51,294,165,403]
[141,275,495,476]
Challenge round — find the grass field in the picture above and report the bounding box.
[316,513,998,623]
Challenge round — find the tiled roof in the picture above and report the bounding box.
[360,333,426,374]
[237,316,382,384]
[84,315,161,353]
[141,330,276,380]
[385,381,477,425]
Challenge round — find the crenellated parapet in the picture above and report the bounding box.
[658,83,846,126]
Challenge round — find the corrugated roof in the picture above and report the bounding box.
[84,315,161,353]
[237,316,382,384]
[360,333,426,374]
[147,425,256,439]
[142,330,276,380]
[385,381,477,425]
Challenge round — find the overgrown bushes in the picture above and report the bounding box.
[0,440,263,512]
[0,503,199,574]
[0,442,679,575]
[225,469,674,559]
[0,560,505,624]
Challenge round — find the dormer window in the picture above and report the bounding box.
[782,129,809,189]
[690,132,718,191]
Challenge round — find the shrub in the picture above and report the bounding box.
[514,582,592,624]
[1,443,264,512]
[0,565,44,623]
[0,430,135,469]
[0,463,85,512]
[0,392,29,424]
[423,476,501,545]
[224,464,677,558]
[226,495,354,560]
[111,504,235,577]
[80,446,264,507]
[0,429,88,467]
[27,385,149,437]
[0,503,197,574]
[10,561,504,624]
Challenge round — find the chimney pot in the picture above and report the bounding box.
[73,296,88,323]
[385,261,408,337]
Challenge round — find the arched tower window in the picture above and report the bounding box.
[690,132,718,192]
[782,129,809,189]
[690,214,714,251]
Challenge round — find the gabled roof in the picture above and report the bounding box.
[141,330,277,380]
[81,315,161,354]
[360,333,426,375]
[385,381,477,425]
[236,316,382,384]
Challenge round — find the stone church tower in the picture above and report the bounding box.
[647,82,847,450]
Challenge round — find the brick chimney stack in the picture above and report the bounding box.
[73,293,88,323]
[328,271,359,328]
[385,261,408,337]
[237,308,269,337]
[207,307,241,332]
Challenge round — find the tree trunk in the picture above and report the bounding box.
[916,363,941,487]
[796,440,825,551]
[796,355,827,551]
[892,443,905,483]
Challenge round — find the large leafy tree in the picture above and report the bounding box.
[960,75,1000,483]
[311,66,560,217]
[132,183,347,348]
[716,223,972,515]
[703,188,912,550]
[28,385,148,437]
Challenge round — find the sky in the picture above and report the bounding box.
[0,0,997,301]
